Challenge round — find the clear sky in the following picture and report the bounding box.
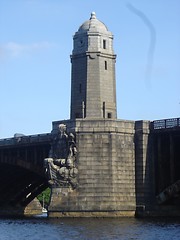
[0,0,180,138]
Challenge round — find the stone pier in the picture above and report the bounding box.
[48,119,136,217]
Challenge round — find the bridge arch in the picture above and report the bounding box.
[0,134,51,215]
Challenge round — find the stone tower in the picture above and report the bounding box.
[70,12,117,119]
[48,13,137,217]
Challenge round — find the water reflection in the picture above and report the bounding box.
[0,217,179,240]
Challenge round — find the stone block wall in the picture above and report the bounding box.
[49,119,136,217]
[135,120,155,214]
[70,54,87,119]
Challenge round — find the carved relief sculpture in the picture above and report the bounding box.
[44,124,78,189]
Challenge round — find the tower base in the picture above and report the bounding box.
[47,119,137,217]
[48,187,135,218]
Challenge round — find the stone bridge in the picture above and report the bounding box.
[0,133,52,215]
[0,117,179,217]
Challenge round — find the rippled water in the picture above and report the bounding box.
[0,216,179,240]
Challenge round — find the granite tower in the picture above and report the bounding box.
[70,12,117,119]
[48,13,137,217]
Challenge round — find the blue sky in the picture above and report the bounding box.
[0,0,180,138]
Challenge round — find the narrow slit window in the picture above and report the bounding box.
[79,83,82,93]
[107,113,112,119]
[105,61,107,70]
[103,39,106,49]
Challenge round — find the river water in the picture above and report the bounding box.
[0,215,179,240]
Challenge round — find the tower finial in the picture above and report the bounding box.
[90,12,96,19]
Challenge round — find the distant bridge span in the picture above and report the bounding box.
[0,133,52,214]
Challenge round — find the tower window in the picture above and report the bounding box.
[103,101,105,118]
[107,112,112,119]
[103,39,106,49]
[105,61,107,70]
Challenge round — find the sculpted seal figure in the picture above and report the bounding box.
[44,124,78,189]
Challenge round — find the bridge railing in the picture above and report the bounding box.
[152,118,180,130]
[0,133,52,147]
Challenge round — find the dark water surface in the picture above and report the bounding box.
[0,216,179,240]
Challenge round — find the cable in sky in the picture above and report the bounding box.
[127,2,156,88]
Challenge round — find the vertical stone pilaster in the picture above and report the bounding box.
[135,120,154,214]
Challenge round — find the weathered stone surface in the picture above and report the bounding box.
[48,119,136,216]
[48,210,135,218]
[24,198,42,215]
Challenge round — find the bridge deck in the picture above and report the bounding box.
[0,133,52,147]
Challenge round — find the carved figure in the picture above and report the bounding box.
[44,124,78,189]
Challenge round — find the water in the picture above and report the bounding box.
[0,216,179,240]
